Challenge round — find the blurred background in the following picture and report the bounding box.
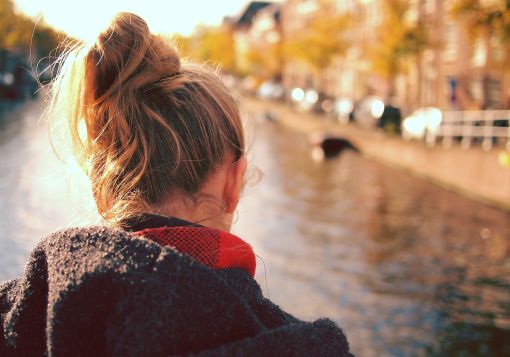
[1,0,510,356]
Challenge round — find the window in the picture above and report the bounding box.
[472,37,487,67]
[443,22,459,62]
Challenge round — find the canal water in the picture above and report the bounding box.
[1,98,510,356]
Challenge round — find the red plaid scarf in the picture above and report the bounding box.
[134,226,256,277]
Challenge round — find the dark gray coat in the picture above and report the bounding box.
[0,226,353,356]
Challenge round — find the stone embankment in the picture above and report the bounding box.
[242,97,510,211]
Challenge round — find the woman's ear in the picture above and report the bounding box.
[223,155,247,214]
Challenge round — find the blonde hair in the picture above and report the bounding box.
[49,12,244,223]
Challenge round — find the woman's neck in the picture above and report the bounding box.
[151,195,230,232]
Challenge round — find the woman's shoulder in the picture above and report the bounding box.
[1,226,353,356]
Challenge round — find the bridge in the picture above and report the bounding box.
[428,110,510,151]
[243,97,510,211]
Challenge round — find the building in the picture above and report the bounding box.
[424,0,509,110]
[281,0,384,103]
[279,0,510,112]
[230,1,275,76]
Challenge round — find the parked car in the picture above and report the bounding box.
[333,97,354,124]
[312,92,335,115]
[257,80,284,100]
[402,107,442,141]
[490,118,509,146]
[378,104,402,134]
[350,96,384,127]
[350,96,388,128]
[290,87,318,111]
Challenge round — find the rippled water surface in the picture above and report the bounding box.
[1,99,510,356]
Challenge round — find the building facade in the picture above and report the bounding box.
[278,0,509,112]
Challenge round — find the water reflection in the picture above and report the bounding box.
[0,100,509,356]
[234,121,510,356]
[0,99,97,279]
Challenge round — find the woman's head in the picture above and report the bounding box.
[49,12,246,228]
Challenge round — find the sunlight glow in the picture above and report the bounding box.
[14,0,249,40]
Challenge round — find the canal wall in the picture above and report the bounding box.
[242,97,510,211]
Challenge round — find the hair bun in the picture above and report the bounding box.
[91,12,180,101]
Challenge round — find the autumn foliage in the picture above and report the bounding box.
[0,0,64,58]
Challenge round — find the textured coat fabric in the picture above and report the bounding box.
[0,226,353,356]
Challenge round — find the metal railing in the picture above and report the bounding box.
[426,110,510,151]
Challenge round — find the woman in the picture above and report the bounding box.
[0,13,352,356]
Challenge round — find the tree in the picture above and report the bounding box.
[452,0,510,107]
[0,0,34,50]
[0,0,66,58]
[244,39,282,80]
[371,0,430,99]
[453,0,510,44]
[283,6,350,92]
[190,25,237,74]
[163,33,192,60]
[285,15,349,71]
